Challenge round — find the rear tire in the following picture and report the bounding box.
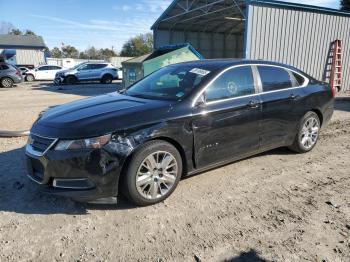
[25,74,34,82]
[289,111,320,153]
[0,77,14,88]
[101,74,113,84]
[65,75,77,85]
[122,140,182,206]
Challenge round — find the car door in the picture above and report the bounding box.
[256,65,307,149]
[93,64,107,79]
[192,65,261,169]
[76,64,95,80]
[35,66,50,80]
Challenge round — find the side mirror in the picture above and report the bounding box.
[194,93,206,108]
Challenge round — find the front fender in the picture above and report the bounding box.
[110,120,194,175]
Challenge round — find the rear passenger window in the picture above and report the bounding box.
[50,66,61,70]
[38,66,49,71]
[292,72,305,86]
[1,65,9,70]
[258,66,292,92]
[205,66,255,102]
[94,64,107,69]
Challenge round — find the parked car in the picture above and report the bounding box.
[0,62,23,88]
[26,65,63,81]
[25,60,334,206]
[54,62,119,85]
[18,66,30,76]
[116,67,123,80]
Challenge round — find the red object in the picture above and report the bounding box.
[16,69,21,76]
[329,39,342,97]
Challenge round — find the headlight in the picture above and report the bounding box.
[54,134,111,150]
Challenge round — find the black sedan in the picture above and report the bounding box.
[25,60,334,206]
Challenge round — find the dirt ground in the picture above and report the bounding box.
[0,82,349,262]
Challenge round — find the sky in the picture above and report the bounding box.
[0,0,340,52]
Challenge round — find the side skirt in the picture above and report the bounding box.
[186,143,287,177]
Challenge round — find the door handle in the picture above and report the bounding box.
[247,100,260,108]
[289,94,298,99]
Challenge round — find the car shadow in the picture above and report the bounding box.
[0,147,135,215]
[222,249,269,262]
[0,145,295,215]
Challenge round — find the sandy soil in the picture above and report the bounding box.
[0,82,349,262]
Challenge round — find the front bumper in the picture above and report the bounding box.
[25,140,128,203]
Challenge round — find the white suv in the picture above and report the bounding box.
[26,65,63,81]
[54,62,119,85]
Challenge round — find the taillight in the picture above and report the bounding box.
[16,70,21,76]
[330,84,336,98]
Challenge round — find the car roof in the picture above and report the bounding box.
[173,59,306,75]
[84,62,109,64]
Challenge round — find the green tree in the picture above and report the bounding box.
[9,28,37,35]
[9,28,22,35]
[79,51,89,59]
[99,48,117,60]
[24,29,36,35]
[61,45,79,58]
[341,0,350,10]
[50,47,62,58]
[85,46,99,59]
[120,33,153,57]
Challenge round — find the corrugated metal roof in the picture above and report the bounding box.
[0,34,46,49]
[251,0,350,17]
[151,0,246,33]
[152,0,350,30]
[123,53,152,64]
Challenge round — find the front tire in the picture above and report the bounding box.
[123,140,182,206]
[65,75,77,85]
[0,77,14,88]
[289,111,320,153]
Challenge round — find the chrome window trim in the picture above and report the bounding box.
[192,63,309,107]
[205,93,260,106]
[255,64,309,94]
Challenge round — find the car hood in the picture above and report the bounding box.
[57,69,74,75]
[31,93,173,139]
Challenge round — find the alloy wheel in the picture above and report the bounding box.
[26,75,34,82]
[300,116,319,149]
[136,151,178,200]
[1,78,13,88]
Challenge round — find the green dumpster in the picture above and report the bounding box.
[122,43,203,88]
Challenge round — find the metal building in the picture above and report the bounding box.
[152,0,350,91]
[0,34,47,67]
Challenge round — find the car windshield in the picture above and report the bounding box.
[125,65,213,100]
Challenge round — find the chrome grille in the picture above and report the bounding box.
[30,134,57,153]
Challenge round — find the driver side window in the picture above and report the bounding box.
[205,66,255,102]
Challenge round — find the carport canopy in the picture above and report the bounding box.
[151,0,247,35]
